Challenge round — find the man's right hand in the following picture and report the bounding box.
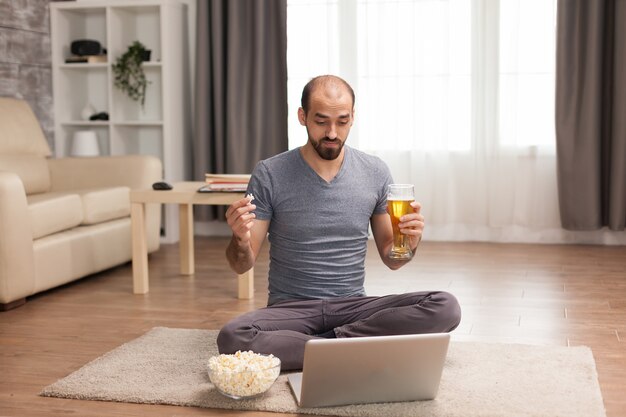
[225,195,268,274]
[225,196,256,244]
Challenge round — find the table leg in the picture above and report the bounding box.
[238,268,254,299]
[131,202,149,294]
[179,203,194,275]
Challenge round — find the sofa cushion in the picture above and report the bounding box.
[0,154,51,195]
[77,187,131,225]
[27,193,83,239]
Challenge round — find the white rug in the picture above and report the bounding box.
[40,327,606,417]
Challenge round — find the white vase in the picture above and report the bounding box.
[71,131,100,156]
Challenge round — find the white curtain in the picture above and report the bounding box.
[287,0,626,244]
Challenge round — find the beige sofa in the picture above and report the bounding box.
[0,97,161,310]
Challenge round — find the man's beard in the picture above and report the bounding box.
[309,137,344,160]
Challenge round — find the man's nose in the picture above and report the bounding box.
[326,125,338,139]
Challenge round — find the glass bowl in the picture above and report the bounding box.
[207,353,281,400]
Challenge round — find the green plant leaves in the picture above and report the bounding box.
[112,41,151,106]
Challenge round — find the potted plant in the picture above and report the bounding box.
[112,41,151,106]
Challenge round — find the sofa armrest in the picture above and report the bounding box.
[0,171,36,304]
[47,155,163,191]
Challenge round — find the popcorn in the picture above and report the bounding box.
[246,193,255,202]
[208,351,280,399]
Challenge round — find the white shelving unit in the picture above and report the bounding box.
[50,0,191,243]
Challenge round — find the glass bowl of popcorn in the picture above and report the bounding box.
[207,351,281,400]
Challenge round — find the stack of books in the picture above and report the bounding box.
[65,55,107,64]
[203,174,251,192]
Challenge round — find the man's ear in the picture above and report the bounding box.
[351,108,356,126]
[298,107,306,126]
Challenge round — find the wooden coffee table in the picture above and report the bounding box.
[130,181,253,299]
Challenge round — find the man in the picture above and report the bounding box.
[218,75,461,370]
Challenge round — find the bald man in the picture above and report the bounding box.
[218,75,461,370]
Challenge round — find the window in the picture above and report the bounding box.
[498,0,557,148]
[287,0,557,152]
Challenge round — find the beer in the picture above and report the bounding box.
[387,185,415,259]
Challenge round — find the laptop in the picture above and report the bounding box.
[287,333,450,408]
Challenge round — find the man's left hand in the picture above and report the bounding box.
[399,201,424,251]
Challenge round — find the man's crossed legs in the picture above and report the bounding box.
[217,291,462,370]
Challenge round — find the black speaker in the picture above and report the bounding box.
[71,39,102,56]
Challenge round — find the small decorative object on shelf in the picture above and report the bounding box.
[71,130,100,157]
[81,103,97,121]
[112,41,152,106]
[89,112,109,121]
[71,39,103,56]
[65,39,107,64]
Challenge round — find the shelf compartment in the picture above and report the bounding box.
[56,66,109,122]
[59,124,110,157]
[111,65,162,122]
[109,5,161,63]
[111,125,163,160]
[53,7,107,64]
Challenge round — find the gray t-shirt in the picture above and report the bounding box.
[247,146,393,305]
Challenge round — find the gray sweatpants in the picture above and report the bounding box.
[217,291,461,370]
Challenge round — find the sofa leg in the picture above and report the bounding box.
[0,298,26,311]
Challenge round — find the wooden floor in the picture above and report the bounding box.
[1,238,625,417]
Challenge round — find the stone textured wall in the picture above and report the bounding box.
[0,0,54,150]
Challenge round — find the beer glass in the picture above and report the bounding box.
[387,184,415,260]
